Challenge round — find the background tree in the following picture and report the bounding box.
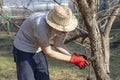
[70,0,120,80]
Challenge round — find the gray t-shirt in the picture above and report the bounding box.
[14,12,52,53]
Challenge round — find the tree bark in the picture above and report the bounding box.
[74,0,120,80]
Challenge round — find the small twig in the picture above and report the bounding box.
[77,25,88,34]
[88,55,97,61]
[97,5,120,16]
[74,41,90,50]
[53,0,61,5]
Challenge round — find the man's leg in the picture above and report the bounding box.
[13,47,36,80]
[33,51,50,80]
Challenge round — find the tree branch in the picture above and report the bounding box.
[75,0,94,30]
[97,5,120,20]
[64,33,87,44]
[104,6,120,36]
[53,0,60,5]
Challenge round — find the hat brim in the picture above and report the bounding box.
[46,9,78,32]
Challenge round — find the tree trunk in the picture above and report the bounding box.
[74,0,120,80]
[74,0,112,80]
[90,33,111,80]
[87,17,111,80]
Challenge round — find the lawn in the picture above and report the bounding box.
[0,34,120,80]
[0,41,87,80]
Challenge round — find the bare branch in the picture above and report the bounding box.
[53,0,60,5]
[97,5,120,17]
[27,0,33,6]
[64,33,87,44]
[76,26,88,34]
[104,6,120,35]
[98,16,108,23]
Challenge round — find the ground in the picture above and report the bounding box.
[0,36,120,80]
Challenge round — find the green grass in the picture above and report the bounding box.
[0,41,90,80]
[0,35,120,80]
[0,51,17,80]
[48,58,86,80]
[0,49,88,80]
[110,45,120,80]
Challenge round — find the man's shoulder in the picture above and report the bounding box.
[30,11,48,18]
[28,11,48,24]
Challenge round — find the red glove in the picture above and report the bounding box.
[70,53,89,69]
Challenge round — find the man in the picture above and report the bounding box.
[13,5,89,80]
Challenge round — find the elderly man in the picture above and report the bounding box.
[13,5,89,80]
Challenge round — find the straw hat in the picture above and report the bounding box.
[46,5,78,32]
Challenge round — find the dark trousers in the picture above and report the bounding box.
[13,47,50,80]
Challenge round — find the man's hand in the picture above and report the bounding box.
[70,53,89,69]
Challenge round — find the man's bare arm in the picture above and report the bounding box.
[36,38,71,62]
[54,34,71,55]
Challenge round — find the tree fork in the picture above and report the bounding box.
[74,0,115,80]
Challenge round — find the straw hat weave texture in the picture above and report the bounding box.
[46,5,78,32]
